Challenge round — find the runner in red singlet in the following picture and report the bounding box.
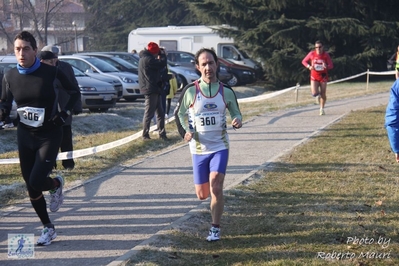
[302,40,333,115]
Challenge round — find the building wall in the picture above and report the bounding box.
[0,0,87,53]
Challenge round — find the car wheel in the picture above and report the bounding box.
[177,75,188,91]
[227,74,239,87]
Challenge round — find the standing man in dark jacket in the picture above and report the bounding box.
[41,45,81,169]
[138,42,168,140]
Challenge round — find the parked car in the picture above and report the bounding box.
[217,64,234,85]
[166,50,196,68]
[93,52,139,67]
[167,62,200,90]
[76,73,123,100]
[218,57,256,87]
[59,55,142,101]
[0,56,17,123]
[166,50,233,86]
[72,66,117,112]
[75,53,138,74]
[127,53,199,90]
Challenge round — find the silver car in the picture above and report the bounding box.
[0,56,19,121]
[72,66,117,112]
[59,55,142,102]
[0,56,118,116]
[167,63,200,90]
[113,52,200,91]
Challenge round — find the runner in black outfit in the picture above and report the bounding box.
[0,31,80,246]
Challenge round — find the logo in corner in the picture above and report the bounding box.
[8,234,34,259]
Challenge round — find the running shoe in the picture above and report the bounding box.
[2,123,14,129]
[206,226,220,242]
[49,175,64,212]
[36,227,57,246]
[320,108,325,116]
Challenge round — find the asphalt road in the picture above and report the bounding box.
[0,91,390,266]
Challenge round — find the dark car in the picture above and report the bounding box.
[217,64,234,85]
[218,57,256,86]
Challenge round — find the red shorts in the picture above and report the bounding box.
[311,72,328,83]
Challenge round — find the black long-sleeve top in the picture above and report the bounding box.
[1,62,81,131]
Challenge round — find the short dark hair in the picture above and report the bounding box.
[315,40,323,46]
[195,48,218,65]
[14,31,37,50]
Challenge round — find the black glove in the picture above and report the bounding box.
[51,111,69,126]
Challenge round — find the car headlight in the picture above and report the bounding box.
[80,86,97,91]
[120,76,135,83]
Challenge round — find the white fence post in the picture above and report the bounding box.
[295,83,300,102]
[366,69,369,91]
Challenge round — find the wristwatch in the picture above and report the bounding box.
[65,110,71,116]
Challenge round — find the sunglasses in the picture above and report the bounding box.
[315,46,322,49]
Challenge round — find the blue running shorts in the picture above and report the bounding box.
[192,149,229,185]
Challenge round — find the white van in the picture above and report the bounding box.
[128,25,260,70]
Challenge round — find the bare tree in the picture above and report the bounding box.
[21,0,66,46]
[0,0,69,50]
[0,1,17,52]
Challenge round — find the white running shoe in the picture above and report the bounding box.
[320,108,325,115]
[49,175,64,212]
[2,123,14,129]
[36,227,57,246]
[206,226,220,242]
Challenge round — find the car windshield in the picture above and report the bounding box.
[108,54,139,67]
[110,57,137,70]
[85,57,120,72]
[233,45,250,59]
[72,66,86,77]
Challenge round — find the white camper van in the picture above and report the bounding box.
[128,25,260,70]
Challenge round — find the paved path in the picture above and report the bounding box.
[0,92,390,266]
